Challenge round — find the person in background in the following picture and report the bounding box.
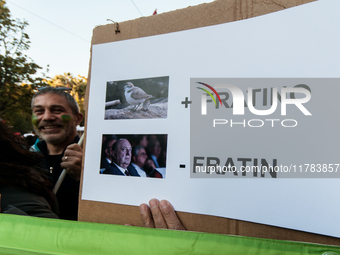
[100,135,117,174]
[148,139,162,168]
[130,146,162,178]
[24,132,38,147]
[0,121,59,218]
[133,135,148,148]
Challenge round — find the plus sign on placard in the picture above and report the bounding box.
[181,97,192,108]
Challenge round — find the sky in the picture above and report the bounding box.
[5,0,214,79]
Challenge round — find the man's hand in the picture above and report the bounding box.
[139,199,185,230]
[60,144,83,181]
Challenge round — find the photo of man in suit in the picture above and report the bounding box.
[102,139,140,176]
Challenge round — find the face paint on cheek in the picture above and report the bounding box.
[32,114,39,127]
[61,115,72,123]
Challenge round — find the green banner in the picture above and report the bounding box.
[0,214,338,254]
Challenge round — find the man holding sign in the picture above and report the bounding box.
[31,87,83,220]
[31,87,184,229]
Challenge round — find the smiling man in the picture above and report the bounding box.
[31,87,83,220]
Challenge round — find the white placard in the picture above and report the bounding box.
[83,0,340,238]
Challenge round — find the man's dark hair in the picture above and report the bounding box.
[31,87,80,115]
[103,135,118,150]
[132,145,144,158]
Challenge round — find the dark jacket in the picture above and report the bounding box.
[36,135,80,220]
[0,186,59,219]
[103,163,140,177]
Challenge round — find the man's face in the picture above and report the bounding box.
[32,93,81,147]
[113,139,132,169]
[133,148,148,168]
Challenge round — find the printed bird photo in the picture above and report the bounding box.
[105,76,169,119]
[124,82,152,111]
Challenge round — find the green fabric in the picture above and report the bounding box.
[0,214,338,255]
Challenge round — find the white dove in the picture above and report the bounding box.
[124,82,152,111]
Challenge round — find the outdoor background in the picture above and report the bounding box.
[1,0,213,133]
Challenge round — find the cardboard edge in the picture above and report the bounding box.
[79,0,340,247]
